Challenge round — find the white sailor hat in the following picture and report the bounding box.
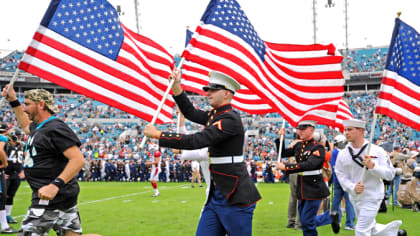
[343,119,366,129]
[203,71,241,94]
[334,134,346,143]
[296,120,316,129]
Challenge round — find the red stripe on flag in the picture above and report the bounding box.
[19,61,157,122]
[375,107,420,130]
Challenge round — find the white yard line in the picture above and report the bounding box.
[14,184,189,219]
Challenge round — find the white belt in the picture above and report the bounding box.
[210,155,244,164]
[300,169,322,176]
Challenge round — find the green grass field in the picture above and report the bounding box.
[11,181,418,235]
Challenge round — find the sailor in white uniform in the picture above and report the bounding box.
[335,119,404,236]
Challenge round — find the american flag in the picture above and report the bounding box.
[18,0,175,124]
[182,28,273,114]
[182,0,346,128]
[375,18,420,130]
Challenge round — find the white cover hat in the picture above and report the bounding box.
[203,71,241,93]
[334,134,346,143]
[343,119,366,129]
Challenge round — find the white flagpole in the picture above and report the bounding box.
[176,112,181,133]
[277,119,286,163]
[140,57,185,149]
[0,69,20,107]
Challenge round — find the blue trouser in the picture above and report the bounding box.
[298,199,332,236]
[332,183,355,228]
[196,188,256,236]
[265,173,274,183]
[386,175,401,204]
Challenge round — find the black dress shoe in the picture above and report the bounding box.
[286,223,294,228]
[330,211,340,234]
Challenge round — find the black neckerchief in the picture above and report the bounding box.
[348,143,368,168]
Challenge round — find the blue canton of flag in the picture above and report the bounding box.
[200,0,266,60]
[386,18,420,86]
[41,0,124,60]
[185,28,193,47]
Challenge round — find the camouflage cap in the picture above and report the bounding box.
[24,89,59,114]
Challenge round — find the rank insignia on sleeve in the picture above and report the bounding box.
[212,120,222,130]
[313,150,320,156]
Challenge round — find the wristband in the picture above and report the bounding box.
[51,178,65,189]
[9,100,21,108]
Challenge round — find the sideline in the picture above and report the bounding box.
[14,184,189,219]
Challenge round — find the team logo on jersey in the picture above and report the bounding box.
[24,150,34,168]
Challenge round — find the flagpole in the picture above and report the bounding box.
[359,11,402,192]
[276,119,286,163]
[0,69,20,107]
[176,112,181,133]
[140,57,185,149]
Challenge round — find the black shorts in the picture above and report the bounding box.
[6,174,21,197]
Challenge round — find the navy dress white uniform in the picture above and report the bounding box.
[335,119,401,236]
[279,120,334,236]
[157,71,261,236]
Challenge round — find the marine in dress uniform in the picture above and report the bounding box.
[276,120,339,236]
[144,70,261,236]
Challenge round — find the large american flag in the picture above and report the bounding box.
[182,29,273,113]
[18,0,175,124]
[182,0,346,128]
[375,18,420,130]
